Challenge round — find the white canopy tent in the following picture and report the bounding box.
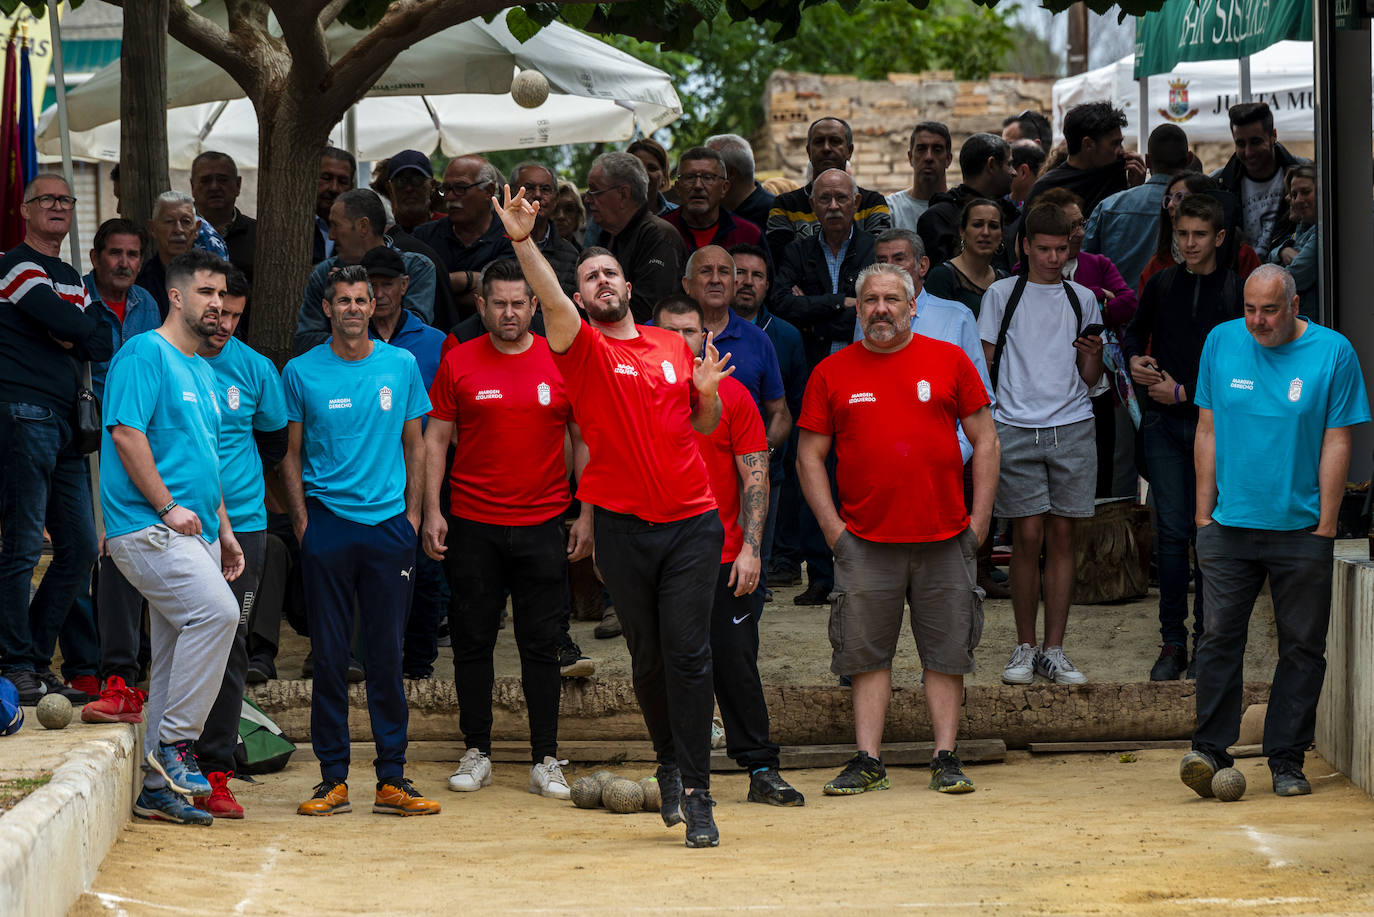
[1052,39,1374,144]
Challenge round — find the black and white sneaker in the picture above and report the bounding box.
[556,642,595,678]
[747,768,805,806]
[682,791,720,848]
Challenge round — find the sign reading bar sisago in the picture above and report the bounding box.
[1134,0,1314,79]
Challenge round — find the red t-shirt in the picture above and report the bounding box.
[797,335,989,543]
[428,335,571,526]
[105,296,128,324]
[553,323,716,523]
[695,375,767,564]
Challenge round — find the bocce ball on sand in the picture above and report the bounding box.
[1212,767,1247,802]
[638,776,661,812]
[603,778,645,814]
[571,776,602,809]
[510,69,550,108]
[36,693,73,729]
[591,769,617,789]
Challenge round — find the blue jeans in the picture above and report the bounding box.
[0,402,98,673]
[1142,410,1204,647]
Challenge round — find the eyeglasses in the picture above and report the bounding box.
[814,194,852,207]
[583,184,625,201]
[1163,190,1190,208]
[438,180,491,196]
[519,183,556,197]
[677,172,723,187]
[26,194,78,210]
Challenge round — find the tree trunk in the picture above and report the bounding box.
[247,93,337,368]
[119,0,169,234]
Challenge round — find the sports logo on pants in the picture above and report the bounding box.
[537,382,551,406]
[379,386,393,411]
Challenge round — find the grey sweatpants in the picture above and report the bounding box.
[108,524,238,789]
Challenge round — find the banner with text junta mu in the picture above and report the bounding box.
[1134,0,1314,80]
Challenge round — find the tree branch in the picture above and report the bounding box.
[161,0,263,93]
[318,0,351,29]
[267,0,331,88]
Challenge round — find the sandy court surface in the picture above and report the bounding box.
[71,749,1374,917]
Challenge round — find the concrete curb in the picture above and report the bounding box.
[0,724,140,917]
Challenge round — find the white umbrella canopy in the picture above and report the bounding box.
[37,2,681,165]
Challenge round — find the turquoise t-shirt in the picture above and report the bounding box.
[203,336,287,533]
[100,331,223,543]
[1195,319,1370,530]
[282,341,430,525]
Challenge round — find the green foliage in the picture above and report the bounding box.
[1,0,83,17]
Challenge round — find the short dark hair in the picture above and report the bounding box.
[576,246,619,269]
[190,151,238,179]
[92,218,145,253]
[958,133,1010,181]
[335,189,387,235]
[727,243,768,264]
[1175,193,1225,233]
[324,263,371,302]
[1155,172,1219,259]
[807,117,853,146]
[224,267,250,301]
[908,121,952,152]
[1146,124,1190,174]
[676,146,726,175]
[1002,110,1053,152]
[479,259,530,299]
[1021,201,1072,240]
[1034,187,1086,213]
[653,293,704,327]
[1063,102,1127,155]
[165,249,230,296]
[321,146,358,180]
[1228,101,1274,134]
[1010,140,1047,177]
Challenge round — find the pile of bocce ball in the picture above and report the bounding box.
[570,769,661,814]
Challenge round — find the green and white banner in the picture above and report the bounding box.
[1134,0,1314,79]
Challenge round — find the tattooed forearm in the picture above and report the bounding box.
[739,450,769,551]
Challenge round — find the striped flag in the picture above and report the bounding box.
[1,38,22,251]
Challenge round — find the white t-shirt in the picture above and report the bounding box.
[1239,169,1285,259]
[977,276,1103,428]
[885,189,930,232]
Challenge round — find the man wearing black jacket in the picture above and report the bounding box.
[917,133,1019,271]
[0,173,114,705]
[1023,101,1146,217]
[1210,101,1309,261]
[1123,194,1243,682]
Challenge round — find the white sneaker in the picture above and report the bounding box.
[529,756,571,799]
[1002,643,1037,685]
[710,715,726,749]
[1036,646,1087,685]
[448,747,492,792]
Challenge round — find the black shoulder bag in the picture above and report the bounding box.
[69,356,103,455]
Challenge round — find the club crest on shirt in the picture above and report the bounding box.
[661,360,677,384]
[917,380,931,403]
[226,385,240,411]
[537,382,551,406]
[1288,377,1303,402]
[379,386,393,411]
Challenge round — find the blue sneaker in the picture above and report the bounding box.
[133,786,213,826]
[147,739,211,797]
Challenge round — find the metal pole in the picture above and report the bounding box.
[45,0,79,264]
[1138,76,1149,150]
[1239,56,1252,103]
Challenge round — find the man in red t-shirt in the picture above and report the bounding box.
[493,187,735,849]
[797,263,999,797]
[655,294,804,809]
[421,259,585,804]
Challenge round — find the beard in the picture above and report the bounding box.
[862,317,900,343]
[584,292,630,324]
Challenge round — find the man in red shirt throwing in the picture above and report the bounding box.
[421,258,577,802]
[798,263,999,796]
[493,188,734,848]
[655,293,805,808]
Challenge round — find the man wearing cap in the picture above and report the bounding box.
[382,151,455,330]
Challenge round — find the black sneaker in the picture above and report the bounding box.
[656,764,684,826]
[747,768,805,806]
[682,790,720,848]
[1271,760,1312,796]
[346,658,365,683]
[1180,749,1219,797]
[793,581,832,606]
[556,643,595,678]
[245,658,273,685]
[823,752,889,795]
[1149,644,1188,681]
[38,670,92,703]
[593,607,622,639]
[929,750,975,793]
[6,670,45,706]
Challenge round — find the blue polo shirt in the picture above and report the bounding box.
[203,336,288,533]
[101,332,223,543]
[715,309,785,409]
[282,341,430,525]
[1196,319,1369,530]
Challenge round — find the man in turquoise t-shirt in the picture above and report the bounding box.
[101,250,243,827]
[1181,264,1370,800]
[193,268,287,818]
[280,264,436,818]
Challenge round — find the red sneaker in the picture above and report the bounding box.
[81,676,145,724]
[194,771,244,819]
[66,674,100,700]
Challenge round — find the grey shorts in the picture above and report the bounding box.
[828,527,985,676]
[994,418,1096,519]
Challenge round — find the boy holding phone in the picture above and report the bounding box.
[977,203,1105,686]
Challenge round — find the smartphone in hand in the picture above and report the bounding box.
[1078,322,1105,339]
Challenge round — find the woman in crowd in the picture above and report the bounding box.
[1138,172,1259,294]
[1269,165,1318,316]
[552,180,587,247]
[925,198,1007,317]
[626,137,680,216]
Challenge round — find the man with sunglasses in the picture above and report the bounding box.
[413,155,515,320]
[662,147,767,263]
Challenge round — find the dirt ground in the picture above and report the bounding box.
[70,749,1374,917]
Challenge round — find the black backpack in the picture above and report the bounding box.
[988,273,1083,393]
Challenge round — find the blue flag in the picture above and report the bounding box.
[18,41,37,186]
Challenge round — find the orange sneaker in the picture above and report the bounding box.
[194,771,244,819]
[81,675,144,724]
[373,777,440,816]
[298,779,351,816]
